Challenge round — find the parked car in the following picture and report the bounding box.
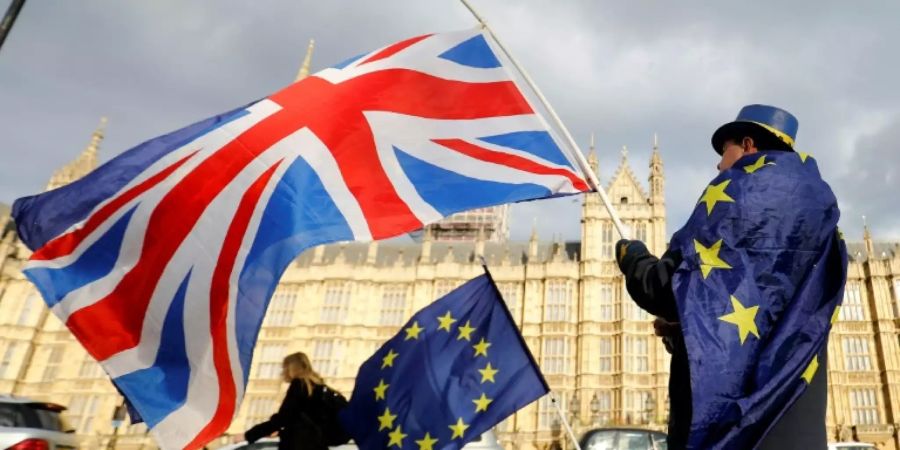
[0,395,79,449]
[828,443,876,450]
[580,427,667,450]
[221,430,503,450]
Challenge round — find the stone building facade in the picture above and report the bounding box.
[2,121,900,449]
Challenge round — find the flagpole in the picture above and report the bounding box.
[550,393,583,450]
[459,0,630,240]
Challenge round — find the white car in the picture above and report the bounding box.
[220,430,503,450]
[827,443,876,450]
[0,395,79,449]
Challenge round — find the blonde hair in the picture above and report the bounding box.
[283,352,324,395]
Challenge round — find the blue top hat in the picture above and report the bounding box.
[711,104,798,154]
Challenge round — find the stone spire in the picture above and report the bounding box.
[366,240,378,265]
[863,215,874,256]
[587,132,599,175]
[47,117,107,191]
[649,133,665,205]
[474,226,486,261]
[528,220,539,262]
[419,226,433,263]
[294,39,315,82]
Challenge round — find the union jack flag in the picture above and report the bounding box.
[11,29,589,449]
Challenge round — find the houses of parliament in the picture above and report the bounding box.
[3,56,900,450]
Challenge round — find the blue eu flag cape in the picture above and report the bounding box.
[339,272,548,450]
[669,151,848,449]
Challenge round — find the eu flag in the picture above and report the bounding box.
[670,151,848,448]
[339,272,548,450]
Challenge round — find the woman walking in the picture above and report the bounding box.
[242,352,330,450]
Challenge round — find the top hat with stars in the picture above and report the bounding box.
[711,104,798,154]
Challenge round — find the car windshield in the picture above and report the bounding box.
[585,430,664,450]
[618,431,649,450]
[585,431,616,450]
[0,403,64,431]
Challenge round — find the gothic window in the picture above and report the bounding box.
[265,286,298,327]
[598,337,614,373]
[379,285,408,327]
[42,345,64,382]
[893,279,900,318]
[541,337,569,374]
[842,337,873,371]
[635,223,648,243]
[538,395,567,429]
[624,390,653,423]
[78,354,104,379]
[244,396,278,428]
[312,339,343,378]
[67,395,100,434]
[598,283,615,321]
[498,283,521,325]
[624,336,649,373]
[849,388,879,425]
[545,281,573,322]
[16,292,40,326]
[320,282,351,324]
[255,342,287,379]
[0,341,17,379]
[839,282,864,321]
[623,295,651,321]
[601,223,614,259]
[595,391,612,425]
[434,280,460,298]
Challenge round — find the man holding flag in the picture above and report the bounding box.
[615,104,847,449]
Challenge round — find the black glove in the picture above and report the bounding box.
[615,239,650,274]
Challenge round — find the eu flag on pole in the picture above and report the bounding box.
[339,272,548,450]
[668,151,848,448]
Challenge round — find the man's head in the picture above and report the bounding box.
[716,129,789,172]
[711,104,799,171]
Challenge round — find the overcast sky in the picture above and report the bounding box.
[1,1,898,244]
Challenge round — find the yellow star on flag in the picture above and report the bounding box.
[799,152,811,163]
[382,349,399,369]
[388,425,408,448]
[449,417,469,439]
[405,321,423,340]
[437,311,457,332]
[801,354,819,384]
[473,338,491,357]
[378,407,397,431]
[478,362,498,383]
[457,321,475,341]
[415,432,439,450]
[698,179,735,215]
[473,393,493,412]
[831,306,841,325]
[373,379,389,400]
[744,154,775,174]
[694,239,733,279]
[718,295,760,345]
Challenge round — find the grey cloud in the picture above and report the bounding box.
[1,0,897,243]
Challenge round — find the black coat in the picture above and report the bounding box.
[244,380,328,450]
[619,243,827,450]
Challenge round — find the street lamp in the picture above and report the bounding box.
[570,393,580,425]
[644,395,656,425]
[551,417,562,450]
[589,393,600,426]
